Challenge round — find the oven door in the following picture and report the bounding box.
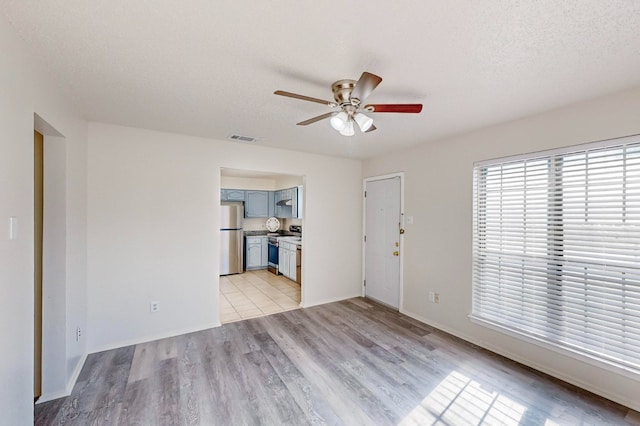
[267,241,279,274]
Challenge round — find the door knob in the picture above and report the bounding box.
[393,251,399,256]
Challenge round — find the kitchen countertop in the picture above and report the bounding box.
[244,230,269,236]
[243,230,301,246]
[244,230,298,237]
[278,236,302,247]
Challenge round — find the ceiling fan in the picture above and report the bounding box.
[274,71,422,136]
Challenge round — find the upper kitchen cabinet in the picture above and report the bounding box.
[268,191,275,218]
[294,185,303,219]
[274,188,291,218]
[275,186,303,219]
[220,184,302,219]
[221,189,245,201]
[245,190,270,218]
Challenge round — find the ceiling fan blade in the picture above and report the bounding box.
[296,112,335,126]
[365,104,423,113]
[274,90,335,106]
[364,124,377,133]
[350,72,383,102]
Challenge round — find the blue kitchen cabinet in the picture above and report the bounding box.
[245,236,268,269]
[275,187,299,218]
[268,191,275,218]
[221,189,245,201]
[245,191,270,218]
[261,237,268,267]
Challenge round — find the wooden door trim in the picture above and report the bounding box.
[34,130,44,400]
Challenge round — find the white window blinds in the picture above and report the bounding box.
[472,135,640,372]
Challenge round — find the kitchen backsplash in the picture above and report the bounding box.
[282,218,302,229]
[243,218,269,231]
[243,217,302,232]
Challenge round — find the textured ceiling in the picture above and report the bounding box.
[2,0,640,159]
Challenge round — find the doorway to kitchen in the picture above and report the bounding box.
[218,168,305,323]
[363,174,403,309]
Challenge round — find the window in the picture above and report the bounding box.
[472,135,640,372]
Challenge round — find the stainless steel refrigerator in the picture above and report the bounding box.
[220,202,244,275]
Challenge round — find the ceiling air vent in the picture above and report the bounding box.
[227,134,261,143]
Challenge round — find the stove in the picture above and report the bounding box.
[267,225,301,274]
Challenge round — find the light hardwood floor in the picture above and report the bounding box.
[35,298,639,425]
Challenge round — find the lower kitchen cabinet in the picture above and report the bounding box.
[279,245,289,277]
[286,249,296,280]
[261,237,268,266]
[278,241,298,281]
[245,236,268,270]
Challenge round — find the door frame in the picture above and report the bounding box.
[34,113,69,403]
[34,130,44,401]
[362,172,405,310]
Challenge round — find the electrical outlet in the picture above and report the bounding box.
[150,301,160,313]
[76,327,81,341]
[434,293,440,303]
[428,291,435,303]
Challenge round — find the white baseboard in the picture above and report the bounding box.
[36,352,89,404]
[66,352,88,394]
[87,321,220,354]
[301,293,361,309]
[36,389,69,404]
[399,308,640,413]
[38,321,224,403]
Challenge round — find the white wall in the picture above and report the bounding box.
[220,175,304,191]
[0,14,87,424]
[363,86,640,411]
[220,176,277,190]
[275,175,304,189]
[86,123,363,352]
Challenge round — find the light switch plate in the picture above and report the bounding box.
[8,216,17,240]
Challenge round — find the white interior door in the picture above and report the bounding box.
[365,177,401,308]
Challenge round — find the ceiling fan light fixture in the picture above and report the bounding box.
[339,119,355,136]
[330,111,348,131]
[275,71,422,135]
[354,112,373,132]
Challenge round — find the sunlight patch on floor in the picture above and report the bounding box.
[399,370,527,425]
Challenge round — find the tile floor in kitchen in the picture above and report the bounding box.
[219,269,301,323]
